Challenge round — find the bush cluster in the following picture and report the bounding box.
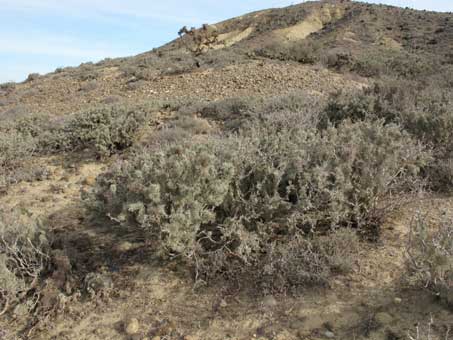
[0,128,37,190]
[406,215,453,308]
[89,117,428,290]
[0,209,49,315]
[319,81,453,191]
[54,103,152,156]
[255,40,319,64]
[3,102,157,158]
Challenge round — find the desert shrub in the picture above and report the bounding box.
[142,116,214,149]
[323,48,353,69]
[260,90,324,116]
[406,214,453,308]
[45,103,154,156]
[255,40,319,64]
[169,116,213,135]
[320,82,453,191]
[199,48,250,69]
[121,51,198,79]
[0,129,37,189]
[402,107,453,191]
[120,64,158,81]
[90,117,428,289]
[0,82,16,92]
[194,97,254,121]
[352,49,439,79]
[90,138,236,255]
[0,209,49,315]
[319,80,419,129]
[258,228,359,293]
[142,127,192,149]
[26,73,40,82]
[77,63,99,81]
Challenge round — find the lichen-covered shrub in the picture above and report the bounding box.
[0,209,49,315]
[89,118,428,289]
[406,215,453,308]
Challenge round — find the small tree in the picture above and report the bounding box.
[178,24,220,56]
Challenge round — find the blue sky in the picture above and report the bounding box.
[1,0,452,83]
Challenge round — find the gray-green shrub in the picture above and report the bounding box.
[44,103,154,156]
[0,209,49,315]
[320,82,453,191]
[89,117,429,289]
[406,214,453,308]
[0,129,37,190]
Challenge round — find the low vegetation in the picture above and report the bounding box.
[1,4,453,338]
[406,215,453,308]
[89,114,428,290]
[0,209,49,316]
[0,127,38,190]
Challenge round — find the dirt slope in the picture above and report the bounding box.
[1,1,453,339]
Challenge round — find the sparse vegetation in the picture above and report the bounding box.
[1,1,453,337]
[0,209,49,316]
[406,214,453,308]
[0,128,37,190]
[255,40,319,64]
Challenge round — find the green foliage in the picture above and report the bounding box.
[406,215,453,308]
[89,117,428,289]
[0,209,49,315]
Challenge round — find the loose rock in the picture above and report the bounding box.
[124,317,140,335]
[325,331,335,338]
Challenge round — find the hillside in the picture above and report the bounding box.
[1,1,453,339]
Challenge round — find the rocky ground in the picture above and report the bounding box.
[1,156,452,340]
[1,1,453,339]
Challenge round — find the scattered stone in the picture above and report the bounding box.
[262,295,278,307]
[324,331,335,338]
[117,241,134,252]
[124,317,140,335]
[394,297,402,304]
[220,299,228,308]
[83,175,96,186]
[184,336,199,340]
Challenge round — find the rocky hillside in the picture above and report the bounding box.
[1,0,452,118]
[1,1,453,340]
